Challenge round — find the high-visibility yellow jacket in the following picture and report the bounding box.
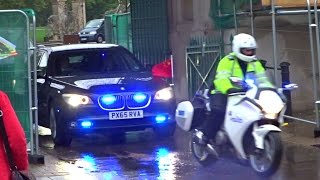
[211,52,274,95]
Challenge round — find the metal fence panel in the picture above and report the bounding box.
[105,12,132,51]
[131,0,169,66]
[186,36,222,99]
[0,10,31,143]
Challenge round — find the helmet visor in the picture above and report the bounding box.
[240,48,256,56]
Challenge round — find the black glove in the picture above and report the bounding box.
[227,88,246,94]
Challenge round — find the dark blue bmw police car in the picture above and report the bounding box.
[35,44,176,146]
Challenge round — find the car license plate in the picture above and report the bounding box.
[109,110,143,120]
[81,38,87,41]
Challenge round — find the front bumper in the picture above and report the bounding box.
[79,34,96,42]
[59,100,176,135]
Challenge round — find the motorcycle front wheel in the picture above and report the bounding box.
[190,131,217,166]
[249,131,282,177]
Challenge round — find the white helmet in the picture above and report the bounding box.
[232,33,257,62]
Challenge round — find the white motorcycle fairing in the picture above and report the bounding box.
[224,94,282,159]
[252,124,281,150]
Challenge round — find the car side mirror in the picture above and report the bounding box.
[34,69,46,79]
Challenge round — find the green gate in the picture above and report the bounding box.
[186,36,222,100]
[105,12,132,51]
[0,10,38,155]
[130,0,169,66]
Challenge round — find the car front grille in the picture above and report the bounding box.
[98,95,125,110]
[98,93,152,110]
[126,93,151,109]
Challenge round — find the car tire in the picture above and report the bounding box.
[96,35,104,43]
[49,107,72,146]
[154,123,176,138]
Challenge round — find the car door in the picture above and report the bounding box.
[36,49,51,125]
[98,20,105,38]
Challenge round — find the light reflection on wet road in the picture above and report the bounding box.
[37,128,320,180]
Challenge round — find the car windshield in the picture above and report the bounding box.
[85,19,103,28]
[52,47,146,76]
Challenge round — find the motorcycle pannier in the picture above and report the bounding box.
[175,100,206,131]
[175,101,194,131]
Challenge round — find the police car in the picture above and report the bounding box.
[35,44,176,146]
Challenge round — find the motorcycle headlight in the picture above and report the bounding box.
[154,87,174,100]
[257,90,285,119]
[62,94,93,107]
[89,31,97,35]
[263,112,280,119]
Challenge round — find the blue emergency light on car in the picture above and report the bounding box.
[81,121,93,128]
[101,95,116,105]
[155,115,167,123]
[133,93,147,103]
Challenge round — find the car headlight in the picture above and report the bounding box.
[62,94,93,107]
[154,87,174,100]
[89,31,97,35]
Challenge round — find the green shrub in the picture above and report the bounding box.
[36,27,49,43]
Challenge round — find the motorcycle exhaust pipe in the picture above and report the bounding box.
[206,144,219,157]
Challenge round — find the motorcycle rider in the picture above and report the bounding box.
[198,33,275,146]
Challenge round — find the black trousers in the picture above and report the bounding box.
[202,93,227,139]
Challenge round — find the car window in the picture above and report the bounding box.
[51,47,145,76]
[85,19,103,28]
[38,51,48,68]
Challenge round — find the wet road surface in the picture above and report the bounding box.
[36,128,320,180]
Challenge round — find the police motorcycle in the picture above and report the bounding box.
[175,74,298,176]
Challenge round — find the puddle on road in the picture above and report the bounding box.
[38,131,183,179]
[72,147,179,179]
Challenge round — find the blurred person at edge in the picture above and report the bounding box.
[0,90,30,179]
[152,58,173,84]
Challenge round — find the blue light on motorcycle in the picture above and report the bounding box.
[245,79,254,85]
[101,95,116,105]
[155,115,167,123]
[284,83,298,89]
[81,121,92,128]
[133,93,147,103]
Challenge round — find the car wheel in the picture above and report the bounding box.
[49,107,72,146]
[97,35,104,43]
[154,123,176,138]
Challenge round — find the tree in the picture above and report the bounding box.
[85,0,118,20]
[0,0,51,26]
[0,0,119,26]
